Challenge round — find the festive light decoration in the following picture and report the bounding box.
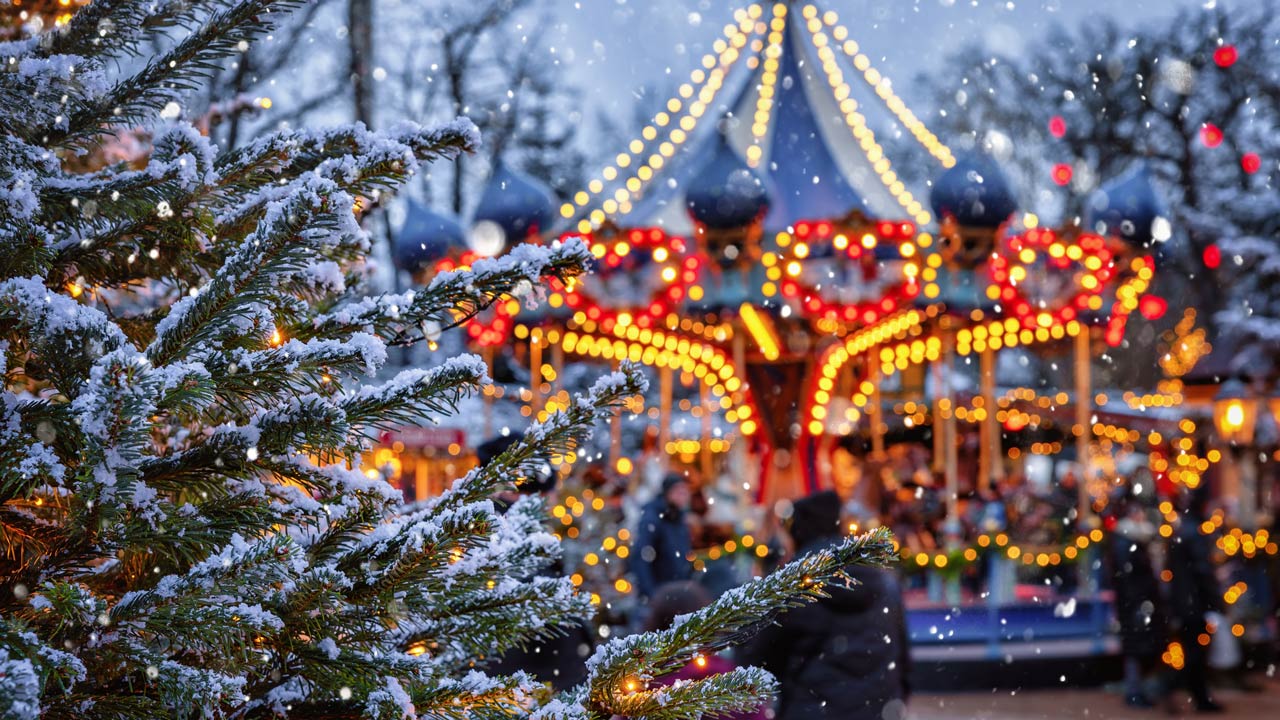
[810,4,955,169]
[804,14,933,223]
[1200,122,1224,148]
[1051,163,1073,185]
[1241,152,1262,174]
[1048,115,1067,138]
[1213,44,1238,68]
[565,6,763,230]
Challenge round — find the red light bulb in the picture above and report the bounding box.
[1051,163,1073,186]
[1203,244,1221,269]
[1241,152,1262,174]
[1200,123,1224,148]
[1048,115,1067,138]
[1213,45,1238,68]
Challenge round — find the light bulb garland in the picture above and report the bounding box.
[568,6,764,231]
[805,4,955,169]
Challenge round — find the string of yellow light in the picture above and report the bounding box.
[805,4,955,168]
[802,12,932,224]
[565,5,764,231]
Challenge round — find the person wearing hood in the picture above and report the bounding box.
[1107,487,1166,708]
[739,491,911,720]
[478,432,592,691]
[631,473,694,601]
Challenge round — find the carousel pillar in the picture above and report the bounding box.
[1074,327,1092,524]
[529,328,543,416]
[942,331,960,537]
[931,342,945,473]
[870,359,886,460]
[979,347,1003,490]
[659,365,673,473]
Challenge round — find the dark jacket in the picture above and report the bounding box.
[655,654,768,720]
[1108,525,1166,658]
[631,497,693,599]
[487,559,593,690]
[1168,520,1221,626]
[739,539,911,720]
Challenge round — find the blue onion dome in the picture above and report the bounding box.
[1086,164,1168,248]
[685,131,770,229]
[393,199,467,272]
[471,162,557,254]
[930,153,1018,228]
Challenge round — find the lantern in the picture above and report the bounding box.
[1213,379,1257,446]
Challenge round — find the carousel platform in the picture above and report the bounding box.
[906,588,1121,690]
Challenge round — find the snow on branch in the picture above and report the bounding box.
[311,238,593,347]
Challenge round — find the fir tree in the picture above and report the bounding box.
[0,2,895,718]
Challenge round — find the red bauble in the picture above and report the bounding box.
[1203,244,1221,269]
[1214,45,1238,68]
[1241,152,1262,174]
[1139,295,1168,321]
[1200,123,1224,148]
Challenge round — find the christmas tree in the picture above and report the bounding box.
[0,2,894,718]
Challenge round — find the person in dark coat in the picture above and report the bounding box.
[739,491,911,720]
[479,433,592,690]
[1167,491,1224,713]
[643,581,767,720]
[631,473,694,601]
[1107,492,1166,708]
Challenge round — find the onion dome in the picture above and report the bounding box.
[929,153,1018,228]
[1086,164,1168,248]
[393,199,466,273]
[685,131,770,229]
[471,163,557,255]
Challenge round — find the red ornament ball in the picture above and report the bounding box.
[1048,115,1067,138]
[1051,163,1073,186]
[1214,45,1238,68]
[1203,243,1221,269]
[1200,123,1224,148]
[1139,295,1168,321]
[1241,152,1262,174]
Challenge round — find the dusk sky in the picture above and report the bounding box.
[548,0,1221,123]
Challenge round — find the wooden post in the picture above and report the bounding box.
[529,328,543,416]
[1074,327,1091,524]
[870,359,885,460]
[980,347,1003,491]
[931,345,945,473]
[942,332,959,534]
[659,365,673,473]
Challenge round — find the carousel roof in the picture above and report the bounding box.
[473,162,558,245]
[393,199,468,272]
[567,3,951,236]
[1085,163,1167,249]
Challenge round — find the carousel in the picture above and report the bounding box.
[383,1,1266,686]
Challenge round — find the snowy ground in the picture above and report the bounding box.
[911,676,1279,719]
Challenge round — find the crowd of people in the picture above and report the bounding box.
[472,434,1275,717]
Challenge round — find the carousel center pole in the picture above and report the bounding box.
[700,381,714,482]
